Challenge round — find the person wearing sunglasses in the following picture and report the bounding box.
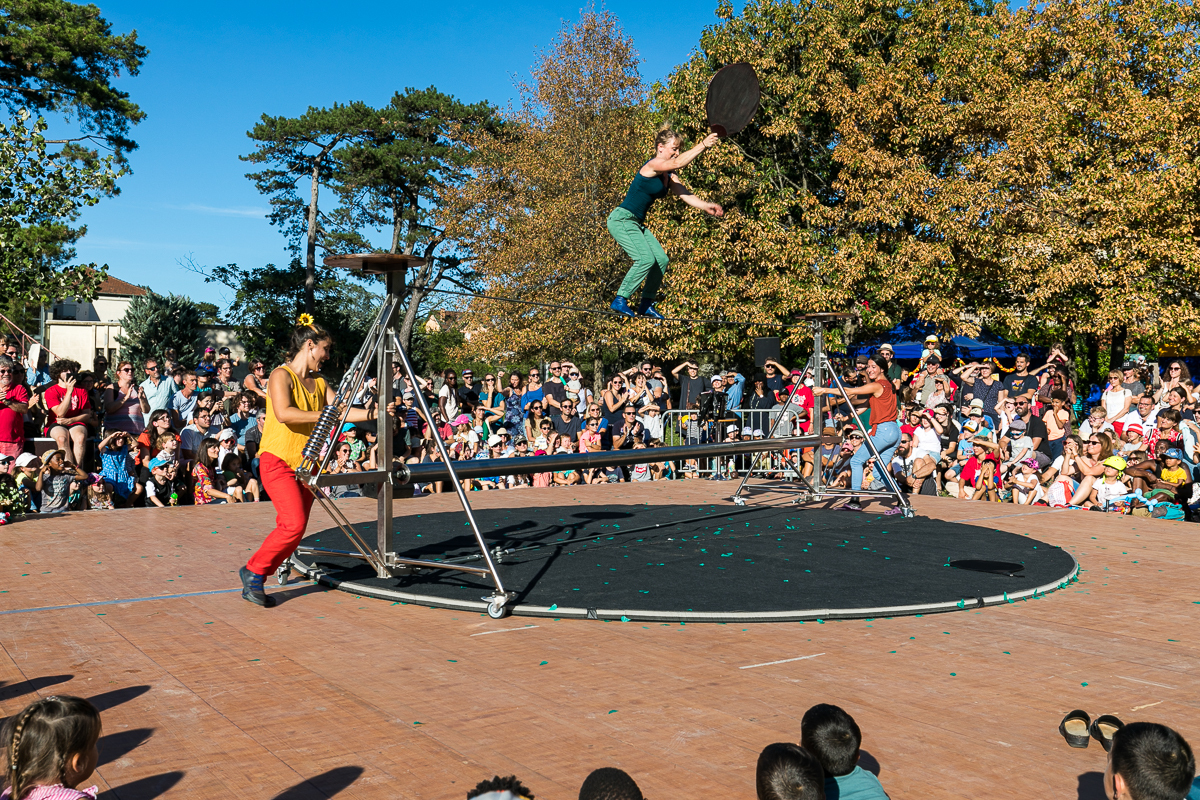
[478,374,505,427]
[522,369,545,418]
[0,355,30,461]
[137,357,177,424]
[102,361,143,435]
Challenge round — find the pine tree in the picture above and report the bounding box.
[116,292,204,368]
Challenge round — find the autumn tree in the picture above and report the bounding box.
[441,7,651,384]
[654,0,1200,361]
[980,0,1200,366]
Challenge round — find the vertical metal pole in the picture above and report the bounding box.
[390,332,510,599]
[375,274,396,577]
[811,321,825,498]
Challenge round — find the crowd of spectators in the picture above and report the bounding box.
[0,337,268,517]
[2,332,1198,521]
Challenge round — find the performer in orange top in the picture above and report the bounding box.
[240,318,379,607]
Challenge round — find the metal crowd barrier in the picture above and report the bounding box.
[658,407,807,478]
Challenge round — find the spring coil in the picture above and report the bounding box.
[301,405,341,462]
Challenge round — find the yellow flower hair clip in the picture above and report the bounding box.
[297,313,315,329]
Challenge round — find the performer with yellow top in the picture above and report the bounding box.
[240,317,377,607]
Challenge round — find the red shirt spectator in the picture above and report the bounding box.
[0,359,30,459]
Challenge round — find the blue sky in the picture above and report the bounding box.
[67,0,730,312]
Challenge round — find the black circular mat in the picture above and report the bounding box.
[291,503,1078,622]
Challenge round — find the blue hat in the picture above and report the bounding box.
[1165,447,1185,460]
[342,423,355,432]
[148,456,170,469]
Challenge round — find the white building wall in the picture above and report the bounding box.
[44,321,124,369]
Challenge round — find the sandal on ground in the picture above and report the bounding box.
[1059,709,1091,748]
[1089,714,1124,752]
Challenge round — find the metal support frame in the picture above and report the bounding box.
[731,314,913,517]
[291,255,515,618]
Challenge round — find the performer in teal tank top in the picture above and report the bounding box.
[607,127,724,319]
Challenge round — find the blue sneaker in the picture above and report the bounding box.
[610,296,636,317]
[638,298,665,319]
[240,565,276,607]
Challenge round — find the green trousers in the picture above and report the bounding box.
[607,207,669,302]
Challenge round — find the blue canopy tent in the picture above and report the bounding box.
[849,320,1045,363]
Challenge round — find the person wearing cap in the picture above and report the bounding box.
[696,374,729,440]
[0,452,28,515]
[1001,417,1034,472]
[143,456,179,508]
[1081,455,1130,510]
[216,427,240,467]
[812,355,902,511]
[916,336,940,370]
[197,345,218,375]
[1011,457,1045,505]
[875,344,904,390]
[911,354,949,408]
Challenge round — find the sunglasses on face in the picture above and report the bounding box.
[540,423,552,429]
[119,367,133,373]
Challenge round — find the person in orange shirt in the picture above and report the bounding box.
[240,319,380,607]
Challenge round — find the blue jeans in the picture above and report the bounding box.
[850,421,901,491]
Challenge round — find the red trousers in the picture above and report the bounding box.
[247,452,314,575]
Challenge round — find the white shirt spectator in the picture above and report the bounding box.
[1119,406,1157,432]
[438,383,460,419]
[638,412,664,442]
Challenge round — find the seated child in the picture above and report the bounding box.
[800,703,889,800]
[1116,423,1147,461]
[14,453,41,512]
[87,475,114,510]
[1011,458,1045,505]
[756,742,825,800]
[222,453,261,502]
[1087,456,1129,510]
[143,457,181,507]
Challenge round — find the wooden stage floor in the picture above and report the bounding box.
[1,483,1196,799]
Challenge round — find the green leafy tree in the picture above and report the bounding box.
[202,260,380,378]
[0,0,148,160]
[116,292,204,368]
[0,109,122,307]
[329,87,500,350]
[241,102,375,313]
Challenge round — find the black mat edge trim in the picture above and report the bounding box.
[288,554,1080,624]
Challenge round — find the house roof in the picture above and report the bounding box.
[98,276,148,297]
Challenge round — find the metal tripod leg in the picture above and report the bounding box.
[824,366,913,516]
[731,369,811,504]
[389,332,514,617]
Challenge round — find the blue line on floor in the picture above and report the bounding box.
[0,588,241,616]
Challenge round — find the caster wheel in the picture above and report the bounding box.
[276,562,291,586]
[487,600,509,619]
[732,496,746,506]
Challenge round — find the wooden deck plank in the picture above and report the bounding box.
[1,487,1197,799]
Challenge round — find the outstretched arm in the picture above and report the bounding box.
[667,173,723,217]
[645,133,720,174]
